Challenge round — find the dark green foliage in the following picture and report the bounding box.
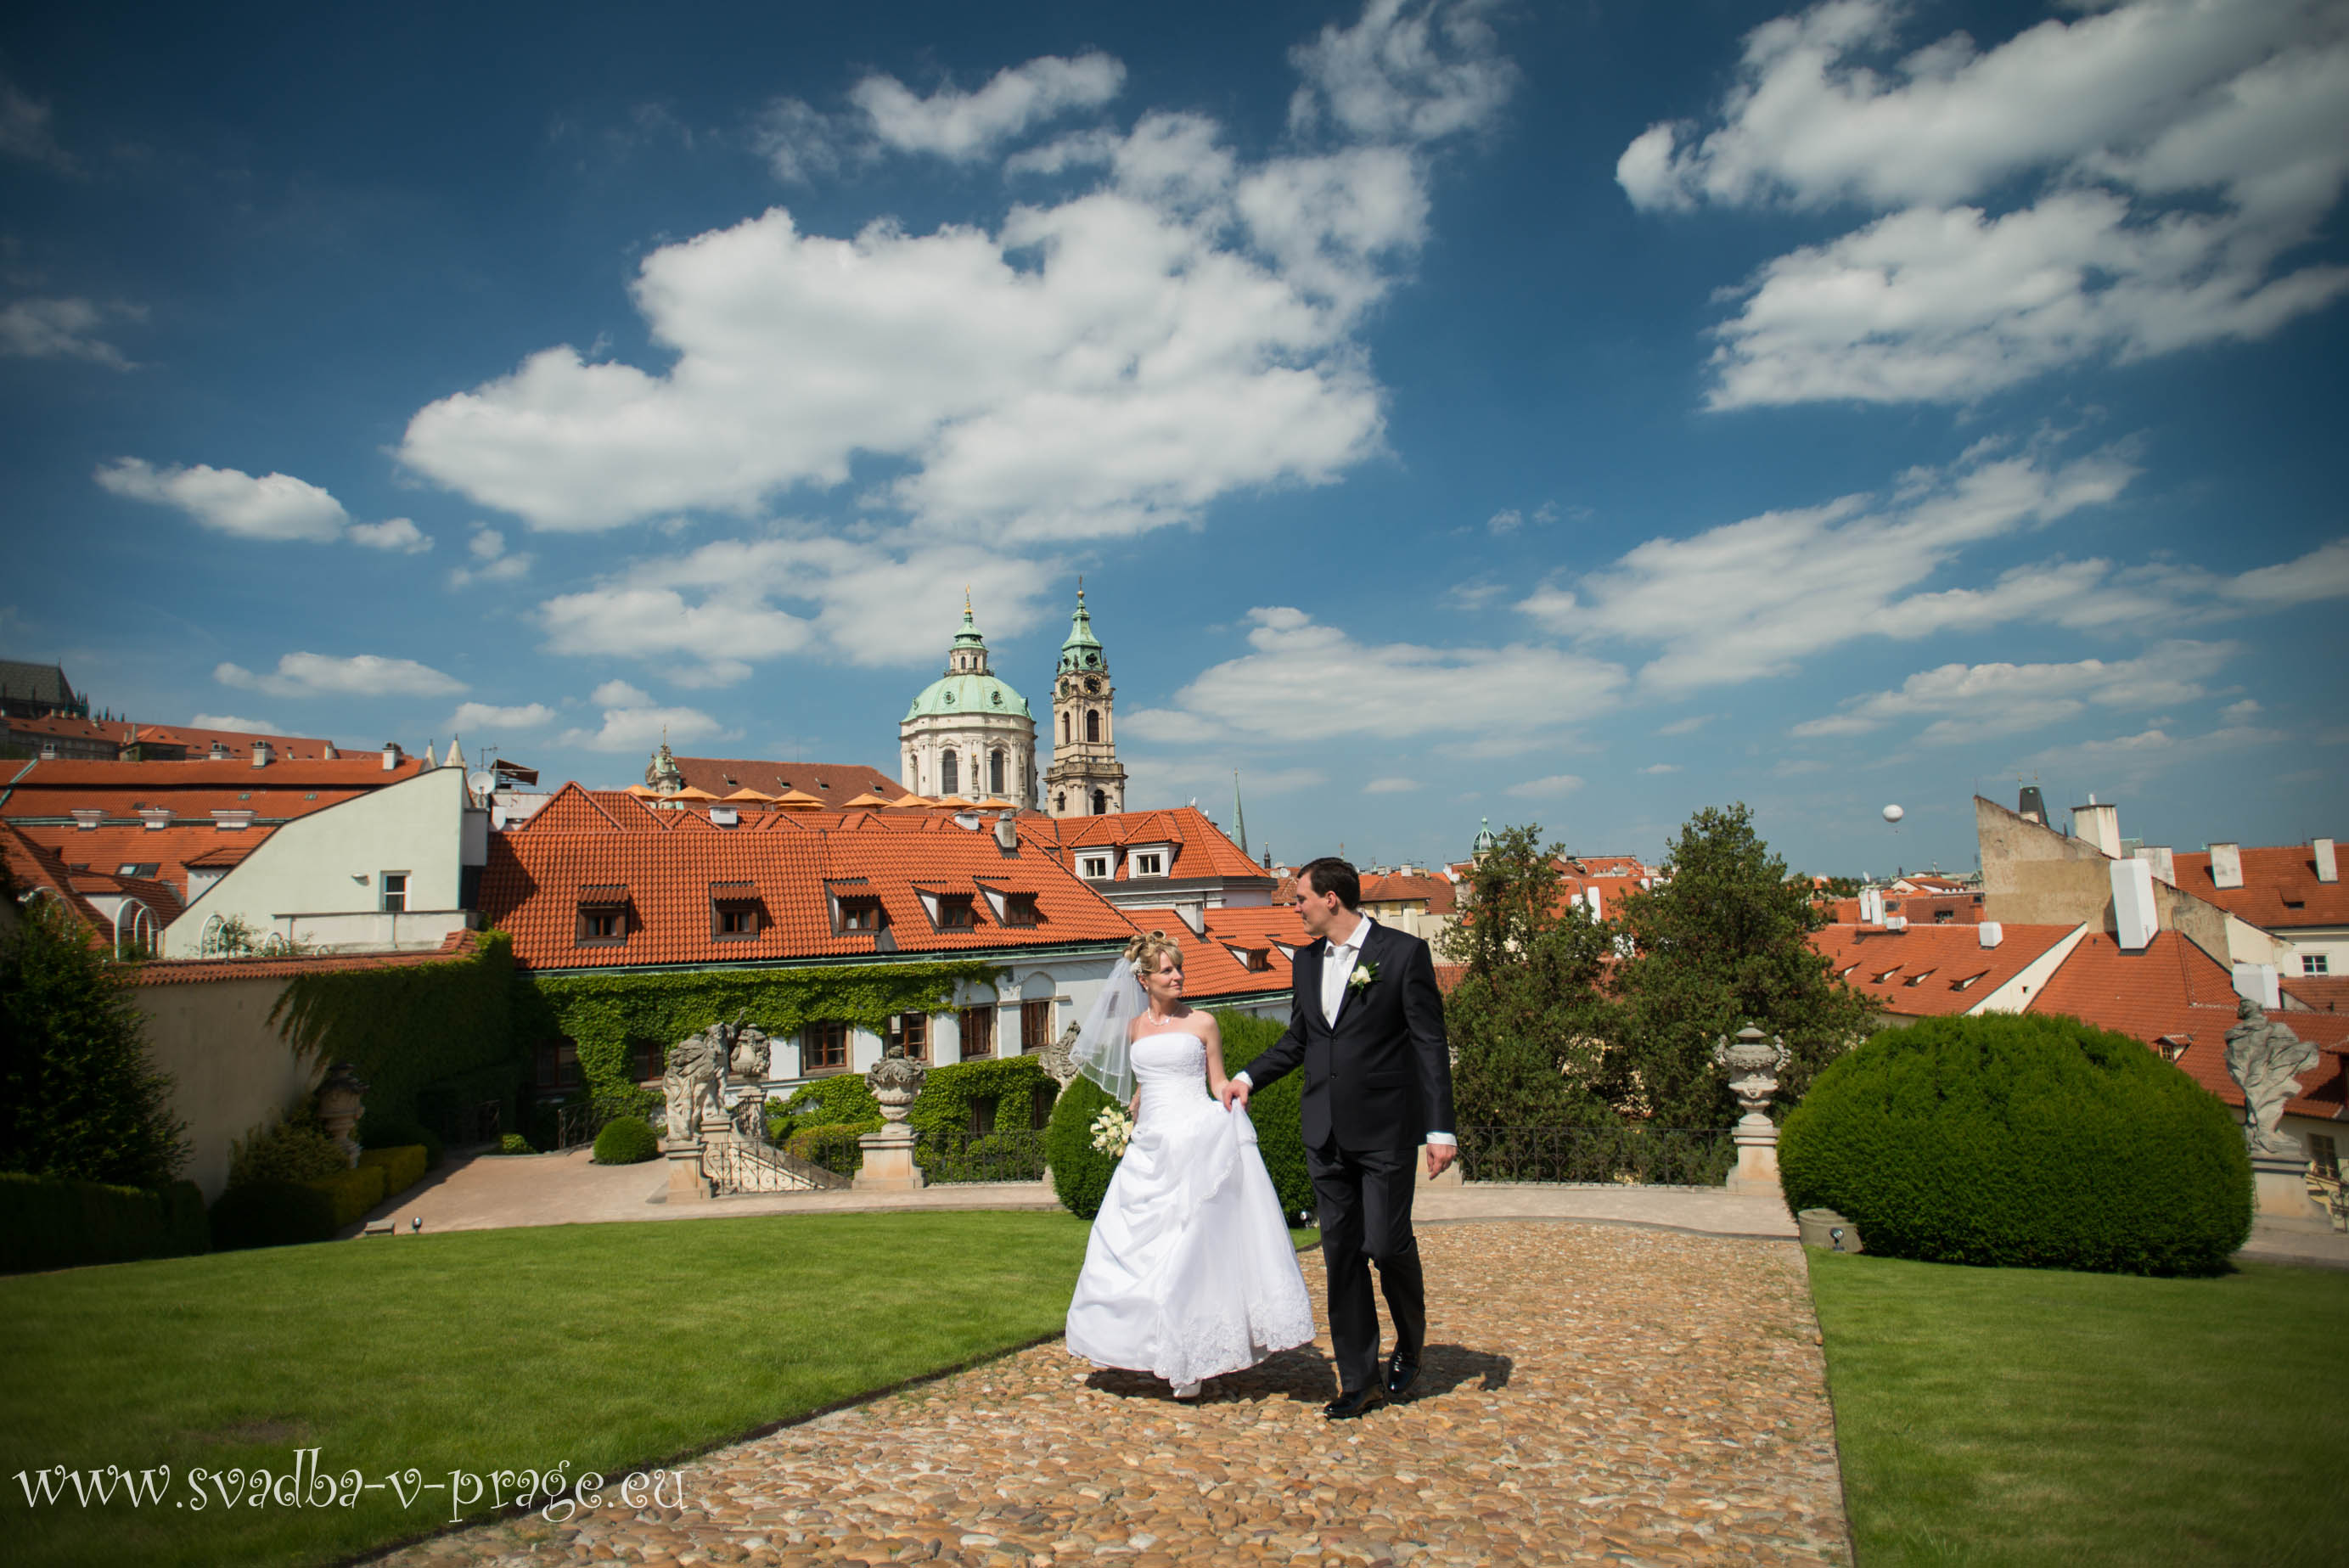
[228,1114,346,1188]
[514,960,1010,1104]
[303,1165,387,1228]
[1442,823,1565,979]
[919,1130,1047,1183]
[209,1179,336,1250]
[0,897,188,1186]
[497,1132,534,1155]
[1452,1033,1611,1129]
[1610,803,1874,1125]
[357,1114,444,1169]
[357,1144,428,1195]
[0,1172,207,1273]
[1044,1073,1121,1218]
[273,931,522,1130]
[783,1124,868,1175]
[1780,1013,2253,1275]
[592,1116,659,1165]
[773,1073,883,1139]
[906,1054,1058,1139]
[1220,1010,1314,1221]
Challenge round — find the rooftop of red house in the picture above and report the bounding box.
[1359,871,1458,913]
[1120,905,1298,1006]
[661,755,913,804]
[1823,891,1987,925]
[132,930,483,986]
[3,713,346,762]
[2283,975,2349,1014]
[483,783,1137,970]
[1018,807,1270,885]
[2027,930,2348,1121]
[1812,921,2078,1018]
[2166,841,2349,931]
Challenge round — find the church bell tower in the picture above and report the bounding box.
[1043,585,1127,818]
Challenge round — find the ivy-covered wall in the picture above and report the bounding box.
[270,932,523,1128]
[515,960,1012,1103]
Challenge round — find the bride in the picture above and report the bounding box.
[1064,931,1316,1399]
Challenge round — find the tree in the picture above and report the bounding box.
[1606,803,1874,1127]
[1440,823,1616,1127]
[0,896,188,1186]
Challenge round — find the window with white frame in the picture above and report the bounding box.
[2305,954,2331,975]
[381,872,409,913]
[1080,854,1111,879]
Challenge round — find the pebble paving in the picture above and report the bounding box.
[378,1222,1849,1566]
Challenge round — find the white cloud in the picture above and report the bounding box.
[2222,699,2262,722]
[1123,606,1626,745]
[2219,537,2349,607]
[400,10,1481,542]
[1363,776,1419,794]
[590,679,653,708]
[558,694,730,755]
[97,458,350,542]
[447,525,531,587]
[450,701,555,731]
[1486,507,1521,536]
[851,53,1124,162]
[0,80,73,170]
[1638,763,1682,775]
[1,297,136,367]
[2004,721,2288,789]
[188,714,284,735]
[1791,639,2237,744]
[1621,0,2349,407]
[1287,0,1519,143]
[346,516,432,554]
[751,97,847,184]
[216,653,466,700]
[1520,439,2138,692]
[1655,713,1718,736]
[1504,773,1584,799]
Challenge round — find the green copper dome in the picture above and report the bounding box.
[904,601,1031,721]
[1058,587,1106,674]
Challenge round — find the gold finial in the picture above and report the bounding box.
[964,585,972,613]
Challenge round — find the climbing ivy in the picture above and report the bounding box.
[514,960,1012,1103]
[271,932,522,1127]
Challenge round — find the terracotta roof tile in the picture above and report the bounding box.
[2168,843,2349,930]
[133,931,484,986]
[668,755,910,803]
[1811,922,2076,1017]
[1019,808,1271,885]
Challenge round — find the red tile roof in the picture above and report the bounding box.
[2168,844,2349,931]
[1361,873,1458,914]
[1020,808,1271,885]
[1823,892,1986,925]
[133,930,482,986]
[0,821,183,936]
[1810,922,2077,1018]
[483,784,1138,970]
[2282,975,2349,1014]
[3,715,346,761]
[1120,905,1297,1007]
[2027,930,2349,1120]
[667,755,912,804]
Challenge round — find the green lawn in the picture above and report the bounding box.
[1809,1250,2349,1565]
[0,1211,1093,1567]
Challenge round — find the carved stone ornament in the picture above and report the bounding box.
[2224,998,2318,1158]
[728,1023,771,1081]
[315,1062,369,1168]
[867,1034,927,1123]
[662,1024,730,1143]
[1712,1023,1790,1121]
[1037,1021,1082,1088]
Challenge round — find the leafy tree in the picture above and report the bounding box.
[1440,823,1616,1127]
[1606,803,1874,1127]
[1816,875,1863,899]
[0,896,188,1186]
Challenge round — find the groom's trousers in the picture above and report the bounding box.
[1308,1140,1425,1395]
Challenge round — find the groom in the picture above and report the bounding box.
[1221,856,1455,1419]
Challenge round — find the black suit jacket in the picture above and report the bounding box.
[1239,919,1455,1154]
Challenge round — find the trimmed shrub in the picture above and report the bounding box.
[229,1116,347,1189]
[357,1114,444,1169]
[907,1054,1059,1140]
[357,1144,428,1197]
[1219,1010,1315,1223]
[1780,1013,2254,1275]
[919,1130,1047,1183]
[773,1074,882,1139]
[1044,1074,1121,1219]
[210,1179,336,1250]
[303,1164,388,1228]
[498,1132,535,1155]
[592,1116,659,1165]
[0,1172,208,1273]
[784,1122,868,1176]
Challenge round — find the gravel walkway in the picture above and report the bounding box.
[377,1222,1846,1567]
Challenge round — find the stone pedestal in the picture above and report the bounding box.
[854,1123,926,1193]
[661,1134,710,1203]
[1724,1113,1782,1196]
[2252,1152,2326,1229]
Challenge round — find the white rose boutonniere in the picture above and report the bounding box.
[1348,959,1380,992]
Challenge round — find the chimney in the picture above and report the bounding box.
[210,740,232,760]
[382,742,403,771]
[2210,841,2243,890]
[323,741,338,760]
[994,811,1018,852]
[2072,799,2121,858]
[1859,887,1885,925]
[138,807,174,831]
[250,739,274,768]
[70,808,102,831]
[2135,846,2176,885]
[2110,857,2157,952]
[2317,838,2338,885]
[1175,901,1205,936]
[1584,886,1604,922]
[1978,922,2003,949]
[2231,962,2280,1011]
[2018,784,2047,823]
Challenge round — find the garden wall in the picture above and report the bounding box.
[129,970,319,1201]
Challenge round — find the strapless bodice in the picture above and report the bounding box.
[1132,1031,1212,1119]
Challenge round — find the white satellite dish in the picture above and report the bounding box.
[1882,804,1905,823]
[469,772,497,796]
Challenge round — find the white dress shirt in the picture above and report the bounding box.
[1238,911,1453,1147]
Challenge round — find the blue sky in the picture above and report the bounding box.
[4,0,2344,878]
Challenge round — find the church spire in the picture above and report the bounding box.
[1232,770,1248,858]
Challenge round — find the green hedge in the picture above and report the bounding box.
[784,1123,868,1176]
[592,1116,659,1165]
[303,1164,388,1228]
[773,1075,883,1140]
[1779,1013,2253,1275]
[210,1179,335,1250]
[0,1172,208,1273]
[273,930,524,1131]
[357,1144,428,1197]
[907,1054,1059,1139]
[1044,1074,1121,1218]
[228,1115,347,1188]
[357,1114,445,1169]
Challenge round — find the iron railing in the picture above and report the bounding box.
[781,1127,868,1178]
[555,1100,618,1152]
[916,1126,1049,1184]
[1454,1126,1735,1187]
[424,1098,503,1151]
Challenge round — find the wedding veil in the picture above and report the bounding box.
[1069,957,1148,1103]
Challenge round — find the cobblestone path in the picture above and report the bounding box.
[380,1222,1848,1566]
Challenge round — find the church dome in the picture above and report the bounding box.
[904,671,1031,721]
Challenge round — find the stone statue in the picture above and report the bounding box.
[866,1033,927,1124]
[728,1022,771,1080]
[1037,1021,1082,1088]
[2225,998,2318,1158]
[661,1026,729,1142]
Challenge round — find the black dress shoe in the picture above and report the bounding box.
[1385,1348,1421,1400]
[1323,1385,1386,1420]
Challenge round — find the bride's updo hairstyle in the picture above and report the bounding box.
[1126,930,1183,980]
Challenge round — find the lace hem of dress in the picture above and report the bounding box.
[1135,1295,1318,1386]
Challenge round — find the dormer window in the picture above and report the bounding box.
[576,885,629,946]
[936,895,976,930]
[1080,854,1111,880]
[710,881,760,941]
[1001,893,1039,927]
[837,896,888,934]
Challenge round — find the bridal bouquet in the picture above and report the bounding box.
[1089,1104,1134,1158]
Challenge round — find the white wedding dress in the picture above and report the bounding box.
[1065,1031,1316,1387]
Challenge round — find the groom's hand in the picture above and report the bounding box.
[1219,1078,1250,1111]
[1425,1143,1456,1178]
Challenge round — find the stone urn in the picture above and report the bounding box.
[857,1035,928,1192]
[315,1063,369,1168]
[866,1036,927,1123]
[1712,1023,1789,1195]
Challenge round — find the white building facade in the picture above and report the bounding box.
[898,602,1038,806]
